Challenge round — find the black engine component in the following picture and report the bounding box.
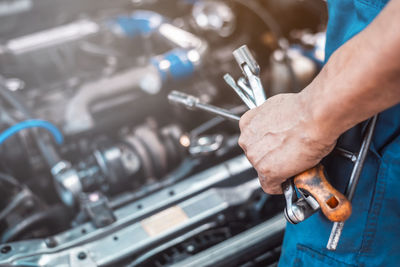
[77,123,185,195]
[0,0,327,266]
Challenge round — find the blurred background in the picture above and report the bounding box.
[0,0,327,266]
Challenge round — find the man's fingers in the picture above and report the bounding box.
[238,135,247,152]
[265,185,283,195]
[238,111,251,132]
[239,108,258,131]
[257,173,283,195]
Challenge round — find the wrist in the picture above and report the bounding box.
[298,77,343,146]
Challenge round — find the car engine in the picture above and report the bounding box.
[0,0,327,266]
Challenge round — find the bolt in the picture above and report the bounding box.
[186,245,195,253]
[237,211,246,219]
[217,214,226,224]
[24,199,34,209]
[1,246,11,254]
[45,237,57,248]
[77,252,87,260]
[100,217,113,226]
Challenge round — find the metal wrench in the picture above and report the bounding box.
[237,77,255,103]
[168,90,241,121]
[326,115,378,250]
[223,74,257,109]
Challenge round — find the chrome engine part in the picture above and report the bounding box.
[0,0,327,266]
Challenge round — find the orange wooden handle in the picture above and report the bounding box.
[294,164,352,222]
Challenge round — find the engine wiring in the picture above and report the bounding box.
[0,119,64,146]
[0,81,62,167]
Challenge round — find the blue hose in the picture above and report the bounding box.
[0,119,63,145]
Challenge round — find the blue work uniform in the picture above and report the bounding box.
[279,0,400,266]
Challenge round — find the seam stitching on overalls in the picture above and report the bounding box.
[295,244,358,267]
[359,158,387,255]
[355,0,386,9]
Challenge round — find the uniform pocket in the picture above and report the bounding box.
[293,244,358,267]
[359,135,400,257]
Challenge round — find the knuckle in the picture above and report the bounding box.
[261,182,280,195]
[258,177,272,194]
[239,110,254,130]
[238,135,245,148]
[265,187,279,195]
[246,150,256,163]
[259,165,270,177]
[258,172,282,195]
[238,117,247,131]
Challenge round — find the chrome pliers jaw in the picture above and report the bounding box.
[282,179,320,224]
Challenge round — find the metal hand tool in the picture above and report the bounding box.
[232,45,267,106]
[227,44,352,224]
[237,77,255,103]
[232,44,260,76]
[283,164,351,224]
[168,90,241,121]
[327,115,378,250]
[223,74,256,109]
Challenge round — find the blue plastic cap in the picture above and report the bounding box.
[152,49,195,81]
[111,10,164,38]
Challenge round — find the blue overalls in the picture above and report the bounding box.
[278,0,400,266]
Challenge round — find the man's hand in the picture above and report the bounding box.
[238,92,336,194]
[239,0,400,195]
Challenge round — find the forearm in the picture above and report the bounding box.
[302,0,400,141]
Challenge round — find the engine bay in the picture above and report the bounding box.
[0,0,327,266]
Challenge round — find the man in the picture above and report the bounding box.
[238,0,400,266]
